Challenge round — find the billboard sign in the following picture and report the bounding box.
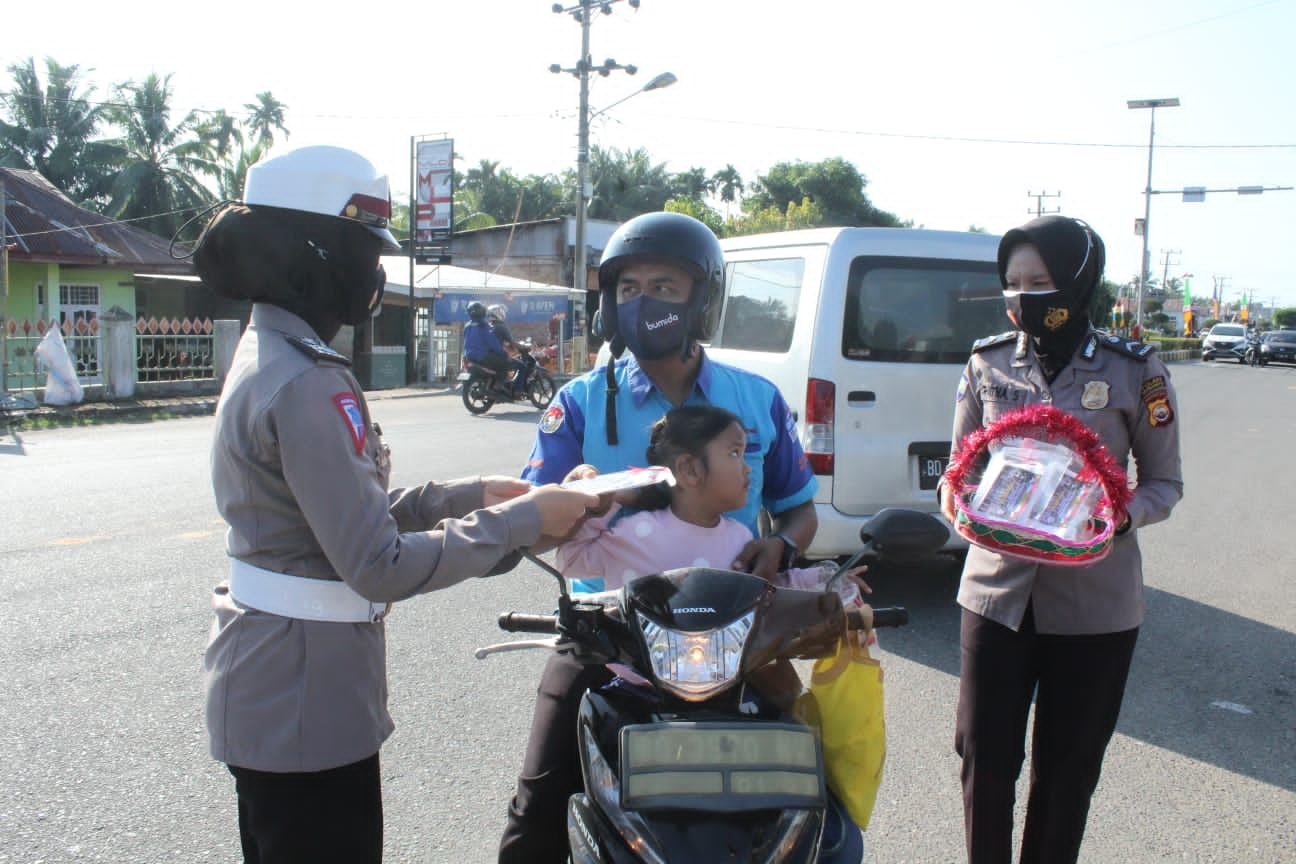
[415,138,453,257]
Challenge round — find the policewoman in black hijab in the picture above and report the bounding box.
[939,215,1183,864]
[195,145,597,863]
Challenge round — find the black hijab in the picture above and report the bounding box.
[997,215,1106,380]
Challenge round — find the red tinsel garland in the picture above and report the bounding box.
[944,404,1133,522]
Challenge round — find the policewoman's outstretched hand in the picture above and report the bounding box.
[482,475,536,507]
[520,484,602,538]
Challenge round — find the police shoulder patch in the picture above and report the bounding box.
[971,331,1017,354]
[286,334,352,366]
[1097,334,1155,361]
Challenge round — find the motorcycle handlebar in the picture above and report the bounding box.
[847,606,909,631]
[497,612,559,634]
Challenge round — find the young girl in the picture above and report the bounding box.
[558,404,868,603]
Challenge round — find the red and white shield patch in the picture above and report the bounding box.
[540,404,565,434]
[333,393,367,453]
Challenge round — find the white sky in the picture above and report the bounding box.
[5,0,1294,305]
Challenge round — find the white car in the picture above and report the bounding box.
[1201,323,1248,362]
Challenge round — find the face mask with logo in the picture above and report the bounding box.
[617,295,688,360]
[1005,290,1070,340]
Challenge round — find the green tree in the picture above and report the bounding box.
[586,146,674,220]
[1273,308,1296,328]
[671,166,713,200]
[711,164,744,205]
[0,57,117,206]
[1089,279,1118,328]
[244,91,288,148]
[102,73,219,237]
[726,197,824,237]
[664,196,725,236]
[744,157,904,228]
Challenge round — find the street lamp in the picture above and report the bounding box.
[1127,97,1179,332]
[550,0,672,326]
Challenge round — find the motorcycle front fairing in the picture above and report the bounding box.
[564,568,849,863]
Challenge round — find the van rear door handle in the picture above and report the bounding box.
[847,391,876,403]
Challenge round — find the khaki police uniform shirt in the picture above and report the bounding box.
[205,304,543,772]
[950,330,1183,635]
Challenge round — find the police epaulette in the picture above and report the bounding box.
[1095,333,1155,361]
[285,334,353,366]
[971,331,1017,353]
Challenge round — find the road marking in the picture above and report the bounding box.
[1210,700,1254,715]
[52,536,104,546]
[177,530,221,539]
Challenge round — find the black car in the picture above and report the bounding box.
[1258,330,1296,366]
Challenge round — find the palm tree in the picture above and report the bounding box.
[712,164,744,205]
[0,57,117,205]
[243,92,288,148]
[103,73,219,238]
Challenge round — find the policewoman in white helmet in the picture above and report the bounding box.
[197,145,597,863]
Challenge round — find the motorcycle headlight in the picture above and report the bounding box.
[638,611,754,701]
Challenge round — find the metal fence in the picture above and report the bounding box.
[2,316,218,393]
[135,317,215,382]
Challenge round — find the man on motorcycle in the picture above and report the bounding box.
[499,212,846,863]
[463,301,514,395]
[487,304,530,393]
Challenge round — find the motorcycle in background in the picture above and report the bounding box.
[458,339,556,414]
[477,508,950,863]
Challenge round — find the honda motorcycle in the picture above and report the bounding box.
[477,508,950,863]
[458,339,556,414]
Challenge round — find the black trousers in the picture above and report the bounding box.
[955,606,1138,864]
[228,754,383,864]
[498,652,613,864]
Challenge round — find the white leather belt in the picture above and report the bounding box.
[228,559,390,624]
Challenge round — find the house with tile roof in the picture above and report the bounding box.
[0,167,226,395]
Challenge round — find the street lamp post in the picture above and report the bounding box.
[551,0,675,345]
[1127,97,1179,332]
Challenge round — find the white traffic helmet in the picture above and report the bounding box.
[486,304,507,322]
[243,145,401,251]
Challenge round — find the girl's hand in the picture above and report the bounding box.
[839,565,872,596]
[938,478,958,524]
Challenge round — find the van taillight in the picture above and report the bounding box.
[804,378,834,475]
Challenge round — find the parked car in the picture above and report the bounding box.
[702,227,1007,558]
[1201,323,1249,362]
[1258,329,1296,366]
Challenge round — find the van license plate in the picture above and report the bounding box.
[918,455,949,490]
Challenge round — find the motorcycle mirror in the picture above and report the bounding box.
[858,508,950,561]
[523,550,570,600]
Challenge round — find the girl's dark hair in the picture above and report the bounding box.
[638,404,744,511]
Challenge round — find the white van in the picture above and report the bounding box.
[704,227,1007,559]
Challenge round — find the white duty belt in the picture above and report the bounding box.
[228,559,391,624]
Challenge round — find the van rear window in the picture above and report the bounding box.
[842,258,1005,364]
[712,258,805,353]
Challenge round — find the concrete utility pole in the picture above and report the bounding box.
[1159,249,1180,294]
[1127,97,1180,331]
[1026,190,1061,217]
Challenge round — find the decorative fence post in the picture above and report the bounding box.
[100,305,136,400]
[213,320,242,387]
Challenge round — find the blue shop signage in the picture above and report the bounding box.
[436,292,569,324]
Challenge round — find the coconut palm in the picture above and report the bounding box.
[712,164,744,205]
[243,91,288,148]
[0,57,117,206]
[102,73,219,238]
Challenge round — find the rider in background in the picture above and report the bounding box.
[463,301,513,394]
[487,304,529,393]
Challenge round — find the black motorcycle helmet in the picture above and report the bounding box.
[595,212,725,360]
[467,301,487,322]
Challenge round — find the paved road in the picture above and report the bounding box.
[0,362,1292,863]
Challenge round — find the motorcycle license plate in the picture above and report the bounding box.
[456,372,470,381]
[619,722,824,813]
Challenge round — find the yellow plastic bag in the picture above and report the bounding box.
[794,632,886,830]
